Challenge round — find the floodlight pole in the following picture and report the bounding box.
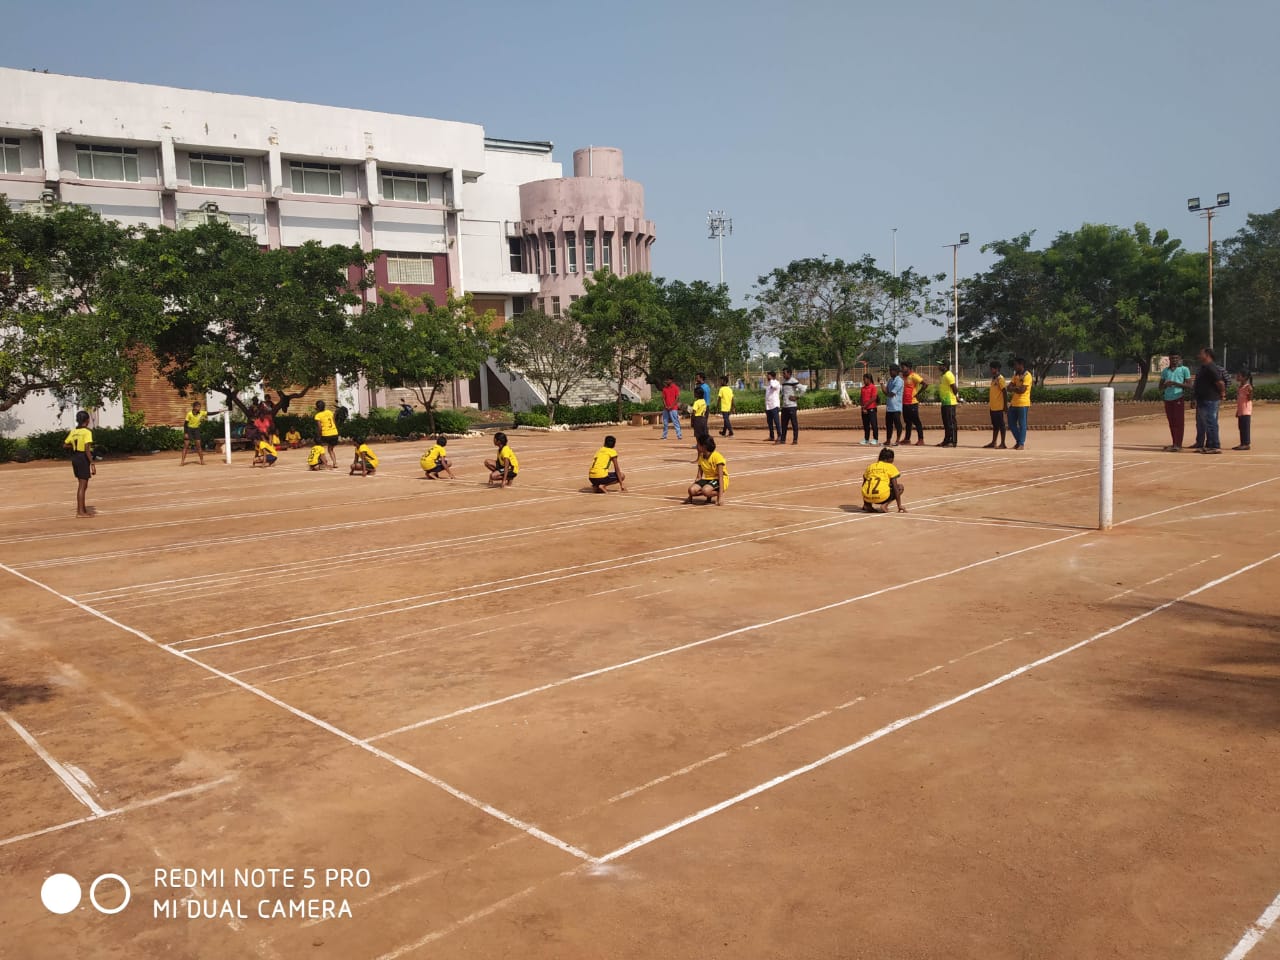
[943,233,969,382]
[892,228,899,365]
[707,211,732,287]
[1187,192,1229,351]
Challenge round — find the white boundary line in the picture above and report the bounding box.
[1223,888,1280,960]
[1,709,106,815]
[0,562,593,863]
[594,547,1280,863]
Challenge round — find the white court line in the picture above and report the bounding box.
[364,530,1089,743]
[0,775,234,849]
[1103,555,1217,601]
[595,546,1280,864]
[1,709,106,816]
[0,562,593,864]
[1223,888,1280,960]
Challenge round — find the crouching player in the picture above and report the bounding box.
[588,436,625,493]
[861,447,905,513]
[485,432,518,487]
[420,436,455,480]
[252,436,279,467]
[350,440,379,477]
[307,443,329,471]
[686,435,728,505]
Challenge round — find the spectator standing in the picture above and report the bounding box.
[717,376,735,437]
[983,362,1008,449]
[1007,358,1032,450]
[1234,370,1253,451]
[901,362,927,445]
[763,370,781,442]
[937,360,959,447]
[1192,347,1227,454]
[660,377,683,441]
[859,374,879,445]
[694,373,712,410]
[777,368,800,445]
[1158,353,1191,451]
[884,365,905,446]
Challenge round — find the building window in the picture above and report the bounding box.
[289,161,343,196]
[584,232,595,272]
[551,296,561,317]
[508,237,523,273]
[1,138,20,174]
[532,238,541,276]
[189,153,247,190]
[512,295,529,316]
[545,235,557,275]
[570,295,580,304]
[381,169,430,202]
[76,144,139,182]
[602,231,613,271]
[386,253,435,285]
[621,234,630,274]
[538,297,546,313]
[566,232,577,274]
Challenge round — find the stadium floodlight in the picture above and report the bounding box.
[943,232,970,381]
[707,211,732,287]
[1187,190,1231,349]
[959,233,970,246]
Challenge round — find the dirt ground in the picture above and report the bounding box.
[0,408,1277,960]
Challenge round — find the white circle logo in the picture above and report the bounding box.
[41,874,82,915]
[89,874,131,915]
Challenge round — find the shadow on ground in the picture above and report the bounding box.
[0,676,55,709]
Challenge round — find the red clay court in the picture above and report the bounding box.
[1,410,1277,959]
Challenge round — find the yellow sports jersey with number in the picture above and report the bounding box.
[64,427,93,452]
[1009,372,1032,407]
[184,410,207,428]
[691,397,707,417]
[718,386,734,411]
[589,446,617,479]
[356,443,378,468]
[698,450,729,486]
[421,444,446,470]
[861,461,901,503]
[257,439,278,457]
[905,372,924,404]
[315,409,338,437]
[499,445,519,473]
[988,375,1007,411]
[307,445,325,466]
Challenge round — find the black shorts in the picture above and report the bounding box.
[71,451,91,480]
[590,474,618,487]
[697,478,720,490]
[426,463,446,475]
[184,427,202,441]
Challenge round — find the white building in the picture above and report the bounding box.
[0,68,561,431]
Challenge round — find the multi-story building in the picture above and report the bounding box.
[0,68,654,432]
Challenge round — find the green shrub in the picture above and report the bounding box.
[514,411,551,428]
[1251,382,1280,401]
[0,437,17,463]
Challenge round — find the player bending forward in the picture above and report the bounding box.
[861,447,905,513]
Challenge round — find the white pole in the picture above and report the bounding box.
[223,408,232,465]
[892,227,899,365]
[1099,387,1114,530]
[952,245,960,382]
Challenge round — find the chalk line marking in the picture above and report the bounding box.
[0,563,594,864]
[594,547,1280,864]
[1104,555,1217,602]
[1,709,105,816]
[1223,888,1280,960]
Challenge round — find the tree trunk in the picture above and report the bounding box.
[547,396,558,426]
[834,354,851,407]
[424,383,440,434]
[615,369,626,423]
[1132,357,1151,401]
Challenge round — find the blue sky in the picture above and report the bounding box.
[3,0,1276,338]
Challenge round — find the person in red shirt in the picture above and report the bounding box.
[859,374,879,445]
[660,376,683,441]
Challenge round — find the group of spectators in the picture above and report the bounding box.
[1158,347,1253,453]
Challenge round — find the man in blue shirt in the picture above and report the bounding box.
[883,365,904,446]
[1158,353,1190,451]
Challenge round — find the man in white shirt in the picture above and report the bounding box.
[778,369,801,445]
[764,370,781,442]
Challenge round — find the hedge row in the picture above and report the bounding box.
[522,389,846,426]
[194,409,473,445]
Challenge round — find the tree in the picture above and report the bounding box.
[961,233,1092,385]
[129,221,375,416]
[653,280,751,382]
[358,288,497,433]
[1218,208,1280,370]
[0,199,155,413]
[495,309,598,425]
[573,270,668,421]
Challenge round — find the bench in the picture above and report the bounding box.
[213,438,255,453]
[630,411,663,427]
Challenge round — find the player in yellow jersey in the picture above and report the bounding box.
[485,432,519,487]
[284,428,303,449]
[686,435,728,506]
[180,400,207,466]
[350,439,379,477]
[983,361,1008,449]
[252,437,279,467]
[306,443,329,471]
[63,410,96,517]
[717,376,735,437]
[420,436,455,479]
[313,399,339,469]
[860,447,905,513]
[588,435,626,493]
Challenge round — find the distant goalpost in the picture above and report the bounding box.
[1099,387,1114,531]
[1047,360,1094,382]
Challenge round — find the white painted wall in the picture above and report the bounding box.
[0,395,124,436]
[461,146,560,294]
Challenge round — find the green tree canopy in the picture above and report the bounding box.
[495,308,598,425]
[572,270,669,420]
[1219,208,1280,369]
[652,279,751,383]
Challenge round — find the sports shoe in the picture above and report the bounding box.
[914,439,925,446]
[982,442,996,449]
[1232,444,1250,451]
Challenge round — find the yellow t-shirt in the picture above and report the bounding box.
[691,397,707,417]
[939,370,957,405]
[717,386,734,412]
[315,409,338,437]
[905,372,924,405]
[184,410,207,428]
[257,439,278,457]
[1009,372,1032,408]
[988,375,1007,411]
[420,444,446,470]
[356,443,378,468]
[698,450,729,486]
[307,444,325,466]
[498,444,519,473]
[861,461,901,503]
[65,427,93,452]
[285,430,302,444]
[589,446,617,479]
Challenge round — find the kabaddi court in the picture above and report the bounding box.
[0,409,1277,960]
